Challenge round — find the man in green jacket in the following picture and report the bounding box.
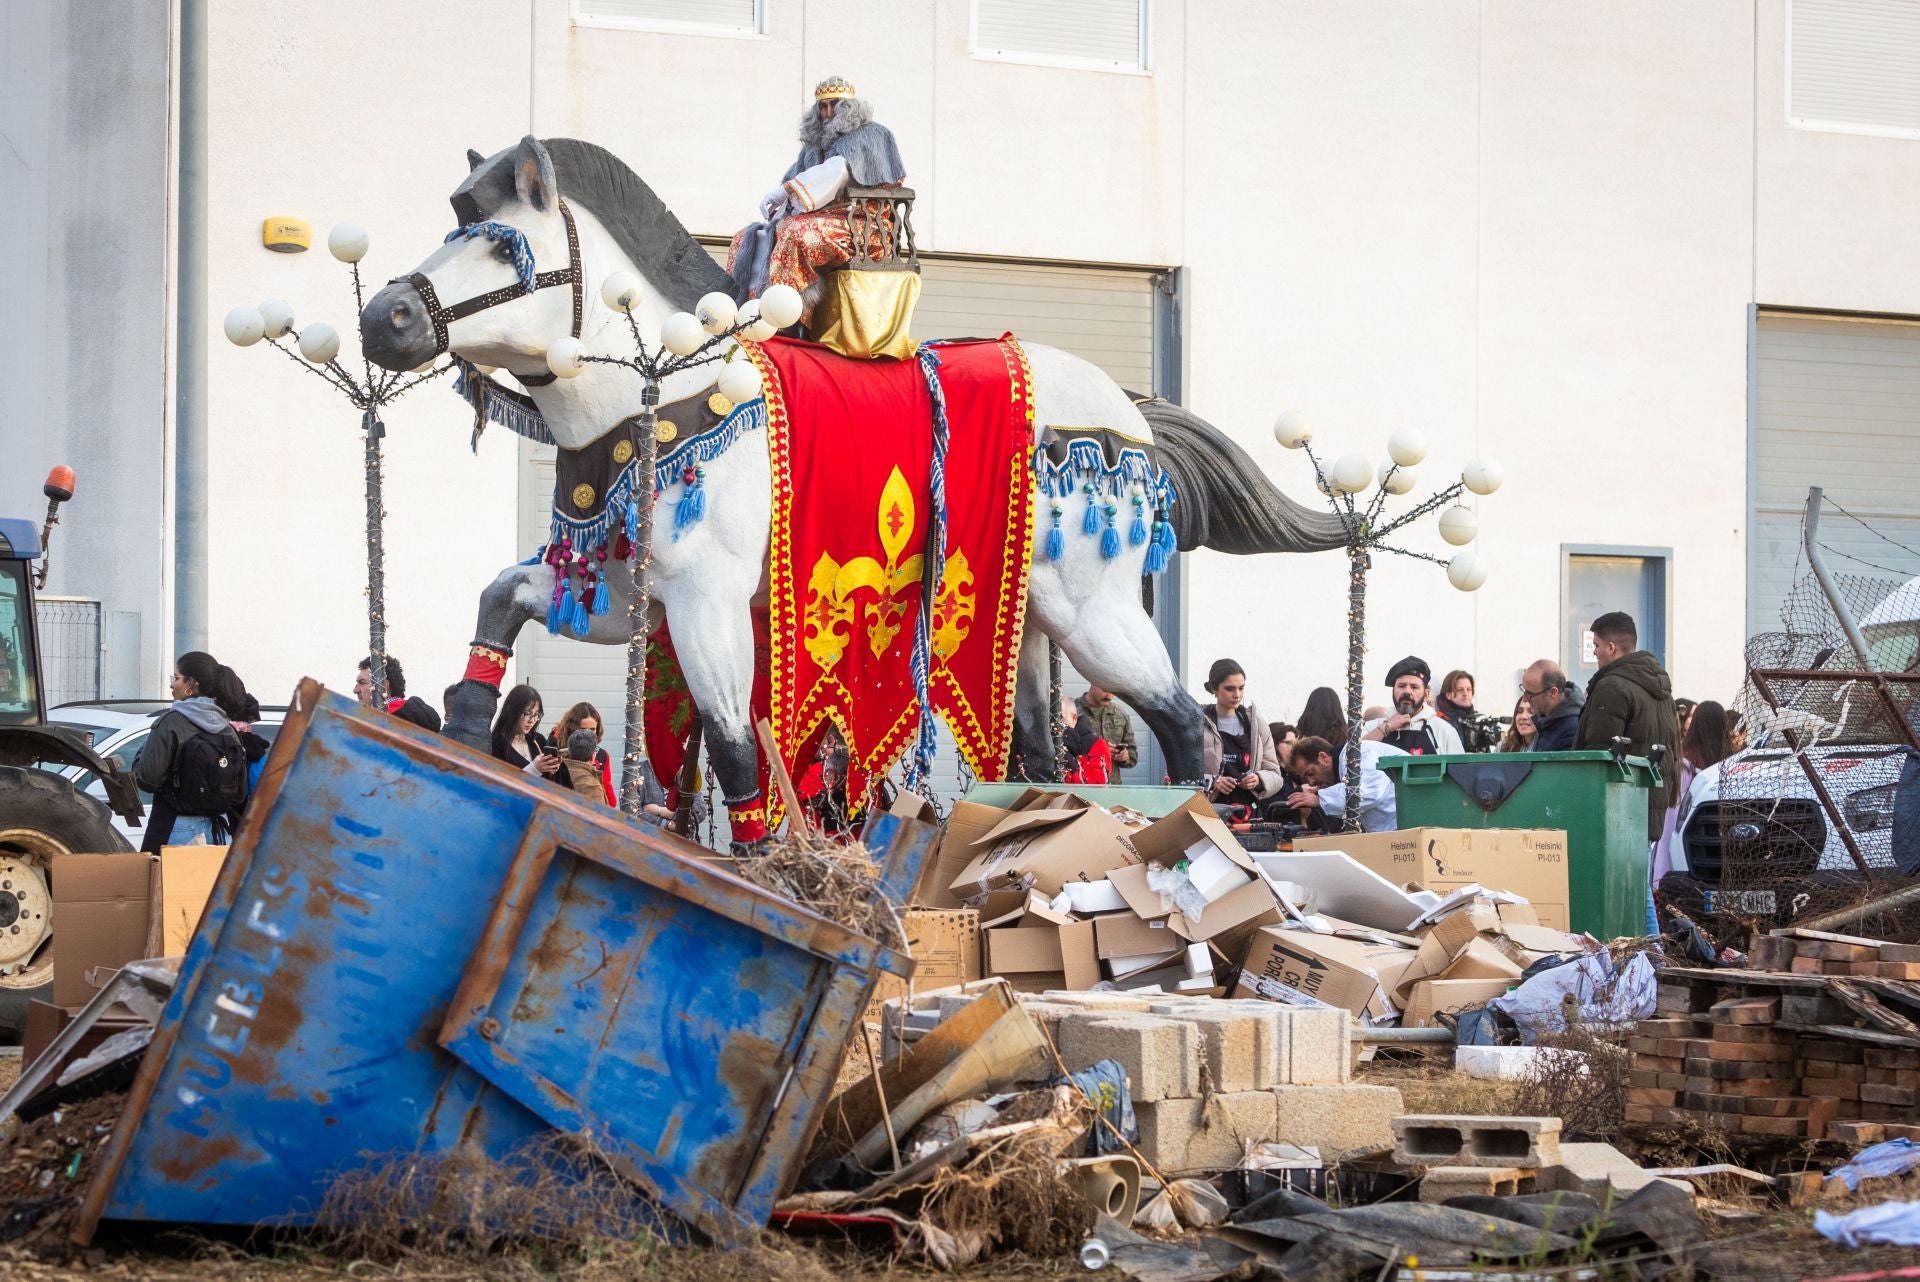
[1575,612,1682,838]
[1076,685,1138,773]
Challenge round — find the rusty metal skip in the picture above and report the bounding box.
[74,680,931,1247]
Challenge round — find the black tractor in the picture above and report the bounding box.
[0,468,143,1035]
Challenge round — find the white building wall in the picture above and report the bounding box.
[15,0,1920,727]
[0,1,173,694]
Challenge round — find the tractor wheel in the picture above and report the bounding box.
[0,766,133,1040]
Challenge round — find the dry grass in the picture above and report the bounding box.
[1508,1026,1629,1142]
[1358,1053,1523,1117]
[728,834,905,951]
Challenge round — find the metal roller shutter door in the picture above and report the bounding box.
[1751,313,1920,636]
[517,256,1167,805]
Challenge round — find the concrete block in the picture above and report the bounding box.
[1170,1006,1263,1093]
[1014,1000,1082,1052]
[1034,990,1158,1013]
[1546,1143,1691,1199]
[1136,1091,1279,1176]
[1277,1007,1350,1085]
[1270,1084,1402,1156]
[1393,1115,1563,1169]
[1057,1014,1200,1102]
[1418,1166,1536,1203]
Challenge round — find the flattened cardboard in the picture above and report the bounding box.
[950,800,1139,899]
[159,844,228,955]
[51,853,160,1008]
[984,917,1099,990]
[1094,911,1180,959]
[1293,827,1570,930]
[1402,978,1514,1028]
[1394,934,1523,1003]
[868,908,984,1014]
[1238,925,1417,1021]
[920,800,1014,908]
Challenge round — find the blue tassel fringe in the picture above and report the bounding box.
[591,576,610,615]
[1130,511,1148,546]
[1101,523,1121,559]
[1046,523,1065,561]
[1082,498,1101,536]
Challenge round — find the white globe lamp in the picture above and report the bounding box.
[257,299,295,339]
[223,306,266,347]
[1387,427,1428,468]
[1447,550,1489,592]
[758,283,804,329]
[1272,410,1312,449]
[1329,453,1372,495]
[736,299,777,343]
[296,322,340,364]
[1437,505,1478,546]
[327,222,370,263]
[1462,455,1504,496]
[660,311,706,356]
[600,271,642,313]
[695,291,738,335]
[717,359,762,403]
[545,335,586,379]
[1378,462,1416,495]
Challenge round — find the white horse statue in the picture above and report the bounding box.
[359,136,1342,845]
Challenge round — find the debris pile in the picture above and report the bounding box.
[1625,926,1920,1145]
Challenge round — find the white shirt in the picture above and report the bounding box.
[1363,704,1464,756]
[1317,741,1408,832]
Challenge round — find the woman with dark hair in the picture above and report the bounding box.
[490,684,562,782]
[1652,700,1734,927]
[133,651,250,852]
[1497,697,1536,753]
[1295,687,1345,745]
[1199,658,1283,813]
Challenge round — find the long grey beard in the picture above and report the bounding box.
[796,96,874,151]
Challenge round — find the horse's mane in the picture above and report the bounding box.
[463,138,736,312]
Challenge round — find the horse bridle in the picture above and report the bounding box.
[399,198,583,388]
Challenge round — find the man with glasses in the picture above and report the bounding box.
[1520,659,1584,751]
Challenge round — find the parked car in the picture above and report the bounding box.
[47,700,285,846]
[1672,574,1920,919]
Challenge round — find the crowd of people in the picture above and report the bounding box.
[1059,612,1746,851]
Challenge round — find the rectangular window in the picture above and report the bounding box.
[1788,0,1920,138]
[570,0,763,38]
[972,0,1150,73]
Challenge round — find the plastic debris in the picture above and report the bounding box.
[1827,1139,1920,1193]
[1815,1200,1920,1248]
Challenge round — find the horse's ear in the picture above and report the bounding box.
[513,135,556,213]
[466,148,485,171]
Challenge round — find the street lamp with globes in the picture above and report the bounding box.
[1272,411,1501,828]
[222,222,455,708]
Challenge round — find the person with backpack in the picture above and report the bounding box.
[134,651,250,852]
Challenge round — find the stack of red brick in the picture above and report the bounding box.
[1624,929,1920,1146]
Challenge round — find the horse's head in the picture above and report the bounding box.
[360,136,578,373]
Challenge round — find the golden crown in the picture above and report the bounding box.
[814,75,856,102]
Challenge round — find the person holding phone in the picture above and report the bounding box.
[490,683,562,783]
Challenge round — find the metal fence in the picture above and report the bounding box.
[34,595,101,706]
[1681,564,1920,941]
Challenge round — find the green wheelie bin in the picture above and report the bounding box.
[1377,750,1662,940]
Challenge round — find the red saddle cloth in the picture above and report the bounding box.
[742,335,1037,804]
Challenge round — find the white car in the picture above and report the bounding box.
[46,700,285,846]
[1674,575,1920,917]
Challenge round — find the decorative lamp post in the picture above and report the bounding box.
[544,277,794,816]
[223,223,454,708]
[1273,412,1500,829]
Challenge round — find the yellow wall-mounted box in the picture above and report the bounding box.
[262,216,311,252]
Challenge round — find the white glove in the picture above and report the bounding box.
[759,188,788,221]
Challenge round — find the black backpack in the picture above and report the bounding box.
[170,724,248,817]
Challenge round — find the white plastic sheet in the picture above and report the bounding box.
[1815,1199,1920,1248]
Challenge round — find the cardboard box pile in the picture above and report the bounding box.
[899,789,1587,1033]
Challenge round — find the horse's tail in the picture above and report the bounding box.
[1132,396,1348,555]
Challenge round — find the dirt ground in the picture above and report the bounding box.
[1,1049,1911,1281]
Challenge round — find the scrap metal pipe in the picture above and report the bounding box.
[1354,1026,1454,1045]
[1798,879,1920,934]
